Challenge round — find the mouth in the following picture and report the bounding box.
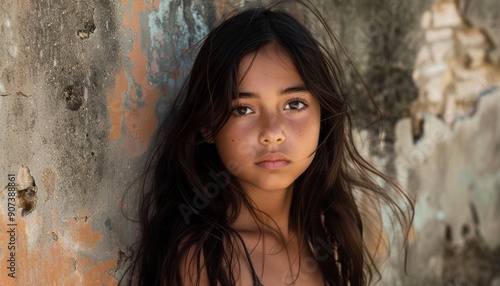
[255,153,291,170]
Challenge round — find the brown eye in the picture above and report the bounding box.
[284,100,307,110]
[232,106,254,116]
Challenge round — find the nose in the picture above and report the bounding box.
[259,113,285,145]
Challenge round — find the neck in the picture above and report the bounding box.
[233,183,294,239]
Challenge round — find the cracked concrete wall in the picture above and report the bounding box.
[0,0,215,284]
[0,0,499,285]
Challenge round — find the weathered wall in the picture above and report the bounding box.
[0,0,214,284]
[0,0,499,285]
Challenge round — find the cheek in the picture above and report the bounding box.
[291,116,320,141]
[216,121,258,159]
[215,137,243,174]
[216,130,245,165]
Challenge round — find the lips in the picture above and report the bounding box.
[255,153,291,170]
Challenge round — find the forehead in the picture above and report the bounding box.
[237,44,303,90]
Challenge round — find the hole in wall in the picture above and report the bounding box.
[16,165,38,216]
[63,85,84,111]
[77,20,96,39]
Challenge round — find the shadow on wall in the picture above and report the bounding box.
[442,202,500,285]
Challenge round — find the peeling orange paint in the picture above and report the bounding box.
[123,86,140,139]
[69,217,104,250]
[106,0,160,157]
[79,257,118,286]
[123,6,159,157]
[0,209,118,285]
[107,68,127,141]
[121,0,159,16]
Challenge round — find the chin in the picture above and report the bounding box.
[252,180,294,193]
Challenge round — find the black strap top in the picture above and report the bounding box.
[235,232,264,286]
[234,232,329,286]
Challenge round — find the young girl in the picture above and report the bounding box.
[127,1,413,285]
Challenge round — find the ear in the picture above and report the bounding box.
[201,128,215,144]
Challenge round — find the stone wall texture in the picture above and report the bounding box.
[0,0,499,285]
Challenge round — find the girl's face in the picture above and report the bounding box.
[214,44,321,194]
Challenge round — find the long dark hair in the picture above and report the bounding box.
[125,1,413,285]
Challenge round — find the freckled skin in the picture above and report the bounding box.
[214,45,321,195]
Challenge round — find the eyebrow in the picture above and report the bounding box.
[238,85,308,98]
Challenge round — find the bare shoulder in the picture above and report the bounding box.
[179,240,210,286]
[178,233,245,285]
